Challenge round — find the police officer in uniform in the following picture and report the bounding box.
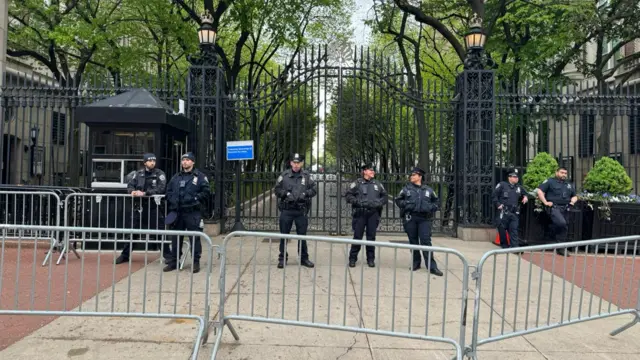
[394,167,443,276]
[163,152,211,272]
[492,168,528,249]
[537,166,577,257]
[116,153,169,264]
[274,153,317,269]
[345,163,388,268]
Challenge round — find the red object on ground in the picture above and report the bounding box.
[522,251,640,309]
[494,231,510,246]
[0,248,158,351]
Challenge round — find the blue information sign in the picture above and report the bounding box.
[226,140,254,161]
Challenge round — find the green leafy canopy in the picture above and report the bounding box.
[582,157,632,196]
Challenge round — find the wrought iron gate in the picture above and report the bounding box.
[188,46,458,235]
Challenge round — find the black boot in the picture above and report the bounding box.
[301,259,315,268]
[367,260,375,268]
[430,268,444,277]
[192,263,200,273]
[163,264,177,272]
[115,255,128,264]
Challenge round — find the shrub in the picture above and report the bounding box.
[582,157,632,196]
[522,152,558,192]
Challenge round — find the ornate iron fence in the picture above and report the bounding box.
[3,46,640,236]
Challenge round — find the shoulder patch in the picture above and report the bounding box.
[543,179,548,184]
[350,182,356,189]
[277,175,283,183]
[203,176,209,183]
[159,174,165,181]
[495,184,500,189]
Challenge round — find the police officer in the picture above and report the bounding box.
[537,166,576,257]
[345,163,388,268]
[163,152,211,272]
[116,153,169,264]
[274,153,317,269]
[394,167,443,276]
[492,168,528,249]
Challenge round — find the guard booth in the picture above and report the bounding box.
[73,88,195,245]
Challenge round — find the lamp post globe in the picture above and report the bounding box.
[198,10,217,46]
[463,14,488,70]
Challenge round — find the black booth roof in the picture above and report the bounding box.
[75,88,194,134]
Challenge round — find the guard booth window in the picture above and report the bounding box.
[91,159,139,188]
[91,130,154,156]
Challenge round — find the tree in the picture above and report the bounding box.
[7,0,136,183]
[565,0,640,159]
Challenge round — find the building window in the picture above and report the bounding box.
[579,114,595,157]
[51,111,66,145]
[537,120,549,153]
[630,112,640,154]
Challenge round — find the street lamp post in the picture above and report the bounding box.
[188,10,227,223]
[454,13,496,230]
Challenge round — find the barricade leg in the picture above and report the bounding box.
[55,236,81,265]
[40,236,57,267]
[610,285,640,336]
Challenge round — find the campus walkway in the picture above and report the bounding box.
[1,234,639,360]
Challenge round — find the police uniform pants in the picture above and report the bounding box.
[497,212,520,248]
[278,209,309,261]
[549,206,570,243]
[403,215,438,270]
[349,210,380,262]
[167,211,203,267]
[121,210,171,260]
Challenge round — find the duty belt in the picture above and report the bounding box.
[179,205,200,213]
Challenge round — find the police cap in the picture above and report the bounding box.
[143,153,157,162]
[508,168,519,177]
[181,152,196,162]
[410,167,425,176]
[361,162,375,171]
[291,153,305,163]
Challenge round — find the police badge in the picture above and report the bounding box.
[192,177,198,185]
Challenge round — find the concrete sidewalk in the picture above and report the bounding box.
[1,234,639,360]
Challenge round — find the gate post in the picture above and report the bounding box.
[454,15,496,239]
[187,11,224,221]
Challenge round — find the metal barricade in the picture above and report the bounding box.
[60,193,182,267]
[211,231,469,360]
[0,224,216,359]
[0,191,62,266]
[467,236,640,359]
